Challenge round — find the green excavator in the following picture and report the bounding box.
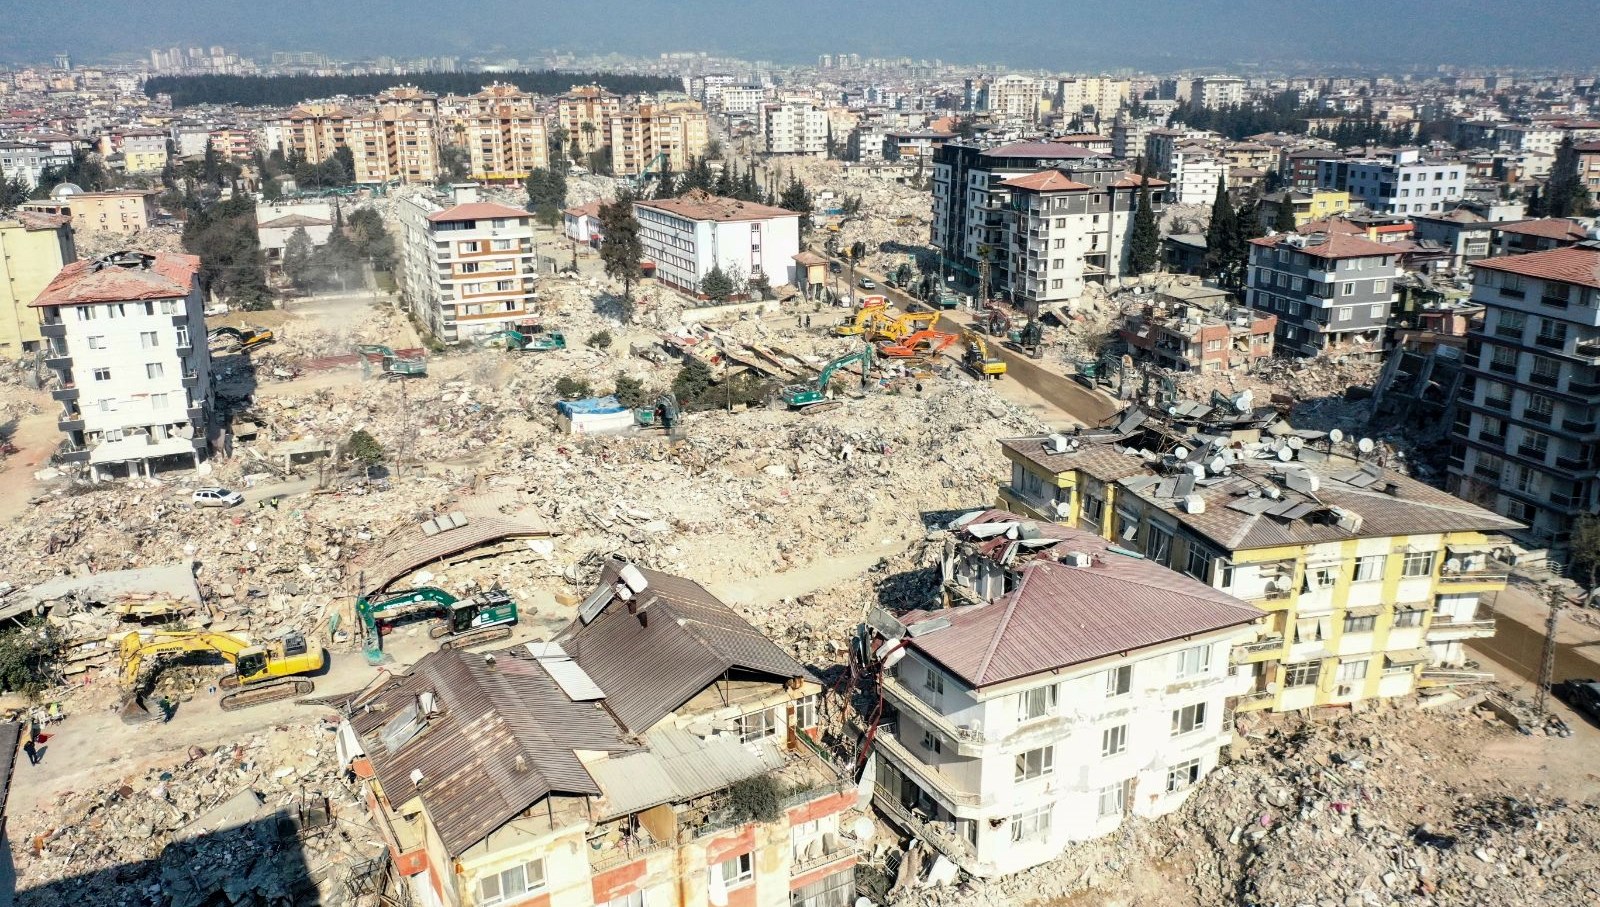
[478,328,567,352]
[355,587,519,664]
[356,344,427,377]
[780,345,874,414]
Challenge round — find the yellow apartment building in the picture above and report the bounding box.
[0,212,75,357]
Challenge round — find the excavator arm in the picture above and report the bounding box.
[118,630,254,690]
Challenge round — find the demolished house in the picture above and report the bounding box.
[340,559,858,907]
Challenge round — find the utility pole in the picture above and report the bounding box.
[1535,582,1564,716]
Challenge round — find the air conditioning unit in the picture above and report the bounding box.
[1336,684,1355,697]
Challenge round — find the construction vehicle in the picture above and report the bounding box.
[780,346,873,414]
[208,326,275,351]
[878,329,960,359]
[356,586,518,663]
[357,344,427,378]
[831,296,889,336]
[1012,320,1045,359]
[868,310,940,343]
[934,290,963,310]
[962,330,1007,378]
[118,629,324,718]
[634,392,684,439]
[479,328,568,352]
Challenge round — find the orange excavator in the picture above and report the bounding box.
[868,310,941,343]
[878,329,960,359]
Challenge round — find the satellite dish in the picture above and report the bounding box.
[1287,437,1304,450]
[1174,446,1190,461]
[1277,448,1293,462]
[1358,437,1376,455]
[1329,428,1345,445]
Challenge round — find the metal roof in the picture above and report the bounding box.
[358,495,551,595]
[587,728,786,821]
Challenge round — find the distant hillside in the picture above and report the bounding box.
[145,70,682,107]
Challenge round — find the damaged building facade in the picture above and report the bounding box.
[994,406,1520,714]
[397,184,539,344]
[865,511,1261,878]
[342,561,857,907]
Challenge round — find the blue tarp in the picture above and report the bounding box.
[556,395,628,417]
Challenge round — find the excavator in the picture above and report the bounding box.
[355,586,519,664]
[356,344,428,378]
[878,329,960,359]
[868,310,941,344]
[479,328,567,352]
[118,629,325,720]
[780,346,873,414]
[208,326,275,351]
[831,296,888,336]
[962,330,1008,378]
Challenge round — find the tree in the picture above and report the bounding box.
[547,126,569,171]
[183,194,271,309]
[261,177,283,202]
[598,193,644,299]
[613,373,648,408]
[524,167,568,227]
[587,330,613,349]
[1571,514,1600,598]
[282,228,315,291]
[672,357,713,404]
[554,375,592,399]
[778,174,814,235]
[747,270,771,300]
[1272,196,1298,233]
[1128,180,1161,274]
[1545,136,1596,219]
[346,429,384,471]
[1203,176,1239,285]
[436,144,470,185]
[700,264,734,301]
[0,619,63,696]
[0,174,29,211]
[347,207,396,270]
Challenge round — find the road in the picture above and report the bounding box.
[1471,581,1600,688]
[825,256,1122,426]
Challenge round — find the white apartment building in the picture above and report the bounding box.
[397,185,538,344]
[0,141,72,188]
[1189,77,1245,109]
[762,101,829,156]
[35,251,211,478]
[1493,124,1563,156]
[633,190,800,298]
[1171,149,1229,205]
[1056,77,1129,118]
[984,75,1044,124]
[1447,242,1600,556]
[1317,149,1466,217]
[869,511,1261,879]
[718,86,768,118]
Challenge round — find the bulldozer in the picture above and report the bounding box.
[118,629,325,720]
[355,586,519,664]
[962,330,1007,378]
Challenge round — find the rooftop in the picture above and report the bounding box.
[635,189,797,224]
[1250,231,1395,261]
[30,251,199,307]
[997,169,1092,192]
[981,141,1105,160]
[1490,218,1594,242]
[257,213,332,229]
[1472,244,1600,290]
[425,201,531,224]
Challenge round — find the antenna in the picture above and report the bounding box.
[1357,437,1376,456]
[1174,446,1190,461]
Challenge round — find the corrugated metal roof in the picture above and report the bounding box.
[558,562,811,734]
[588,729,786,820]
[359,495,550,595]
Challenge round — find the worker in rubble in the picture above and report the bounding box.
[23,734,39,765]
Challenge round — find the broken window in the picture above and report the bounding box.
[737,707,778,744]
[1165,759,1202,793]
[1105,665,1132,697]
[1015,745,1055,781]
[1098,780,1130,817]
[1009,804,1052,843]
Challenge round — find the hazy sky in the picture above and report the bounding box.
[5,0,1597,70]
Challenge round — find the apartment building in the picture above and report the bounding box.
[462,83,549,184]
[1411,208,1495,270]
[883,131,952,164]
[1169,148,1228,206]
[866,511,1260,878]
[610,102,708,177]
[347,86,441,185]
[558,86,622,157]
[34,251,212,477]
[1118,291,1277,372]
[1446,242,1600,556]
[1316,149,1465,216]
[1577,141,1600,193]
[271,103,354,163]
[1110,117,1156,161]
[116,129,169,174]
[984,75,1044,124]
[1245,232,1402,358]
[762,101,829,156]
[0,140,72,187]
[22,188,161,237]
[1490,217,1594,257]
[1189,77,1245,109]
[1257,189,1352,229]
[206,127,255,161]
[718,86,768,118]
[343,561,857,907]
[1055,77,1129,117]
[633,190,801,297]
[0,212,76,358]
[397,185,538,344]
[996,412,1519,714]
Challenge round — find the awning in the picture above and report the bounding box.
[1346,605,1384,618]
[1385,648,1432,668]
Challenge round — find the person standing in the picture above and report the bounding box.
[22,736,38,765]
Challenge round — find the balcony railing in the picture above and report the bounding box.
[872,786,977,865]
[791,845,855,877]
[1427,617,1497,634]
[589,836,671,872]
[1231,636,1285,663]
[881,676,990,747]
[1561,417,1598,435]
[871,728,982,808]
[1438,563,1510,584]
[1539,295,1570,310]
[1535,334,1567,350]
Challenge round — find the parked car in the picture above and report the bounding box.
[829,262,842,274]
[1553,679,1600,724]
[192,487,245,508]
[857,277,877,289]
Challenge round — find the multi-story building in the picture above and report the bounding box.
[762,101,829,156]
[1316,149,1465,217]
[1284,148,1338,191]
[1055,77,1129,118]
[34,251,211,477]
[1189,77,1245,109]
[271,103,354,163]
[1446,242,1600,556]
[867,510,1261,878]
[347,86,441,186]
[116,129,169,174]
[718,86,767,118]
[343,560,857,907]
[883,131,952,164]
[1245,232,1402,358]
[0,140,72,187]
[634,190,801,298]
[396,185,538,344]
[996,413,1519,715]
[1119,290,1276,372]
[206,127,255,161]
[1490,217,1594,257]
[1411,208,1496,270]
[461,83,548,184]
[1169,147,1228,205]
[1577,141,1600,194]
[610,102,708,177]
[0,212,76,359]
[983,74,1043,124]
[558,85,622,157]
[23,188,161,237]
[1257,189,1352,230]
[847,125,888,163]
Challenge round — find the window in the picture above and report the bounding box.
[1105,665,1132,697]
[87,335,107,349]
[1173,644,1212,679]
[1171,703,1207,736]
[1401,551,1435,577]
[1370,303,1386,318]
[607,893,646,907]
[1166,759,1202,793]
[921,729,943,755]
[714,853,753,888]
[1115,511,1139,543]
[1341,282,1354,296]
[1337,660,1369,682]
[175,326,189,347]
[1393,608,1426,628]
[1522,430,1550,455]
[1015,746,1054,781]
[159,300,177,314]
[923,666,944,696]
[140,331,158,349]
[1342,614,1376,634]
[1097,781,1129,818]
[146,362,165,379]
[1016,685,1058,722]
[1145,524,1173,565]
[1372,280,1387,294]
[1009,804,1052,843]
[1337,305,1353,323]
[75,305,97,321]
[150,393,168,409]
[1284,661,1322,688]
[1184,544,1212,581]
[93,368,111,381]
[794,693,819,730]
[1352,555,1386,583]
[737,707,777,744]
[478,859,546,906]
[1530,357,1561,384]
[1101,724,1127,757]
[1081,493,1104,528]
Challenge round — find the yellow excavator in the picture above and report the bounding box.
[869,310,940,343]
[118,629,325,718]
[962,330,1008,378]
[831,296,889,336]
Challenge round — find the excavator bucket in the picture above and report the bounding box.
[119,694,155,725]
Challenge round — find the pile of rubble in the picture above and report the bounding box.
[782,158,933,276]
[14,718,383,907]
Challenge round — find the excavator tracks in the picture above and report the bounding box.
[799,401,843,415]
[437,625,515,650]
[219,678,316,711]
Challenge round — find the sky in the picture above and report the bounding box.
[5,0,1597,71]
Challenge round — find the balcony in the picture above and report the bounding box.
[50,385,79,402]
[790,843,856,877]
[1230,635,1285,663]
[872,786,978,871]
[1539,294,1570,310]
[1437,561,1510,585]
[870,727,982,812]
[181,373,200,388]
[1527,372,1559,388]
[58,418,84,433]
[1556,454,1589,472]
[44,350,71,369]
[1521,409,1551,425]
[1560,417,1598,435]
[1487,360,1518,376]
[1478,431,1507,445]
[1233,689,1275,712]
[588,834,671,873]
[1482,396,1512,412]
[1515,444,1547,461]
[40,322,66,339]
[1426,616,1497,640]
[1535,334,1567,350]
[881,675,989,755]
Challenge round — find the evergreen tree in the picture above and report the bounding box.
[598,192,644,300]
[1128,180,1160,275]
[1232,198,1264,287]
[0,174,29,211]
[1272,196,1298,232]
[700,264,734,301]
[1525,185,1546,219]
[1545,135,1595,218]
[524,167,567,227]
[1203,176,1237,282]
[282,227,315,291]
[778,175,814,235]
[713,163,735,197]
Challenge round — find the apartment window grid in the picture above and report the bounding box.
[1171,703,1207,736]
[1009,804,1052,843]
[478,859,546,906]
[1016,684,1058,722]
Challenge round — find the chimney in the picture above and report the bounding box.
[451,182,480,205]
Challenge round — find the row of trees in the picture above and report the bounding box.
[1203,176,1266,289]
[145,71,680,108]
[282,207,395,293]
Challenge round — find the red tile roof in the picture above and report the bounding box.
[1250,231,1396,260]
[1111,174,1170,189]
[1490,218,1592,241]
[426,202,531,223]
[30,252,199,307]
[635,189,796,223]
[1473,246,1600,290]
[562,200,603,218]
[998,169,1091,192]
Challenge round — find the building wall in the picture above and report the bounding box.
[1245,242,1400,356]
[0,220,75,358]
[635,205,801,295]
